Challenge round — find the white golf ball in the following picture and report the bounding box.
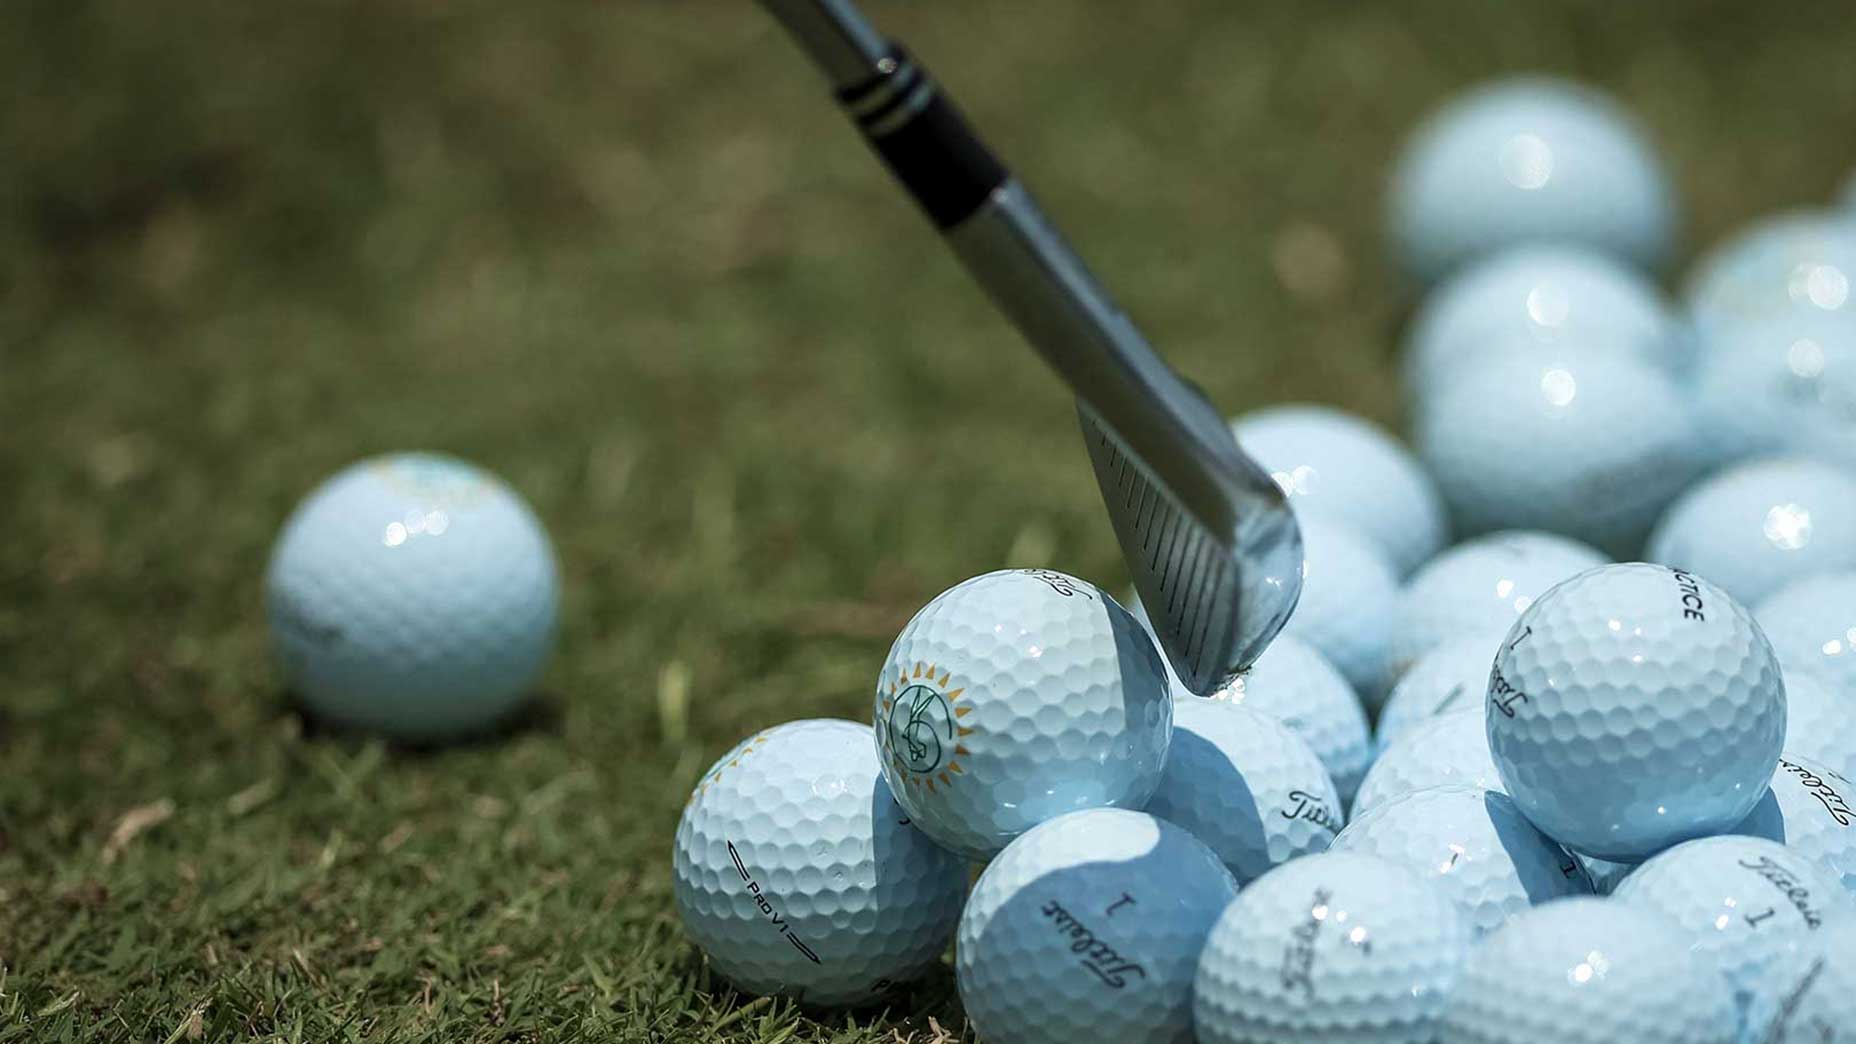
[1187,635,1372,803]
[875,569,1171,861]
[1194,851,1468,1044]
[1736,754,1856,896]
[671,719,967,1006]
[1329,784,1592,936]
[1282,515,1399,705]
[1404,244,1688,397]
[1487,562,1786,860]
[1145,699,1342,884]
[1646,457,1856,607]
[1744,918,1856,1044]
[1351,710,1499,818]
[957,808,1237,1044]
[1376,634,1501,754]
[1612,835,1851,1032]
[1416,347,1704,559]
[1780,669,1856,781]
[1385,529,1609,682]
[1438,897,1740,1044]
[1387,77,1677,284]
[1685,210,1856,342]
[1689,311,1856,468]
[264,452,559,741]
[1231,404,1447,576]
[1758,570,1856,696]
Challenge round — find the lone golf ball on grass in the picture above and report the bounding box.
[265,452,559,741]
[1486,562,1786,861]
[672,719,967,1007]
[874,569,1172,861]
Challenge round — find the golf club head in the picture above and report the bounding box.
[1080,402,1303,695]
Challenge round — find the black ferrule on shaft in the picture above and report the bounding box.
[835,46,1007,230]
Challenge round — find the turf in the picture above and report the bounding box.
[3,1,1853,1040]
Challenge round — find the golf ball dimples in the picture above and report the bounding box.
[1385,529,1608,684]
[1487,562,1786,860]
[1741,754,1856,896]
[1281,514,1399,705]
[1612,835,1850,1032]
[1328,784,1592,936]
[1684,210,1856,341]
[1645,456,1856,608]
[1193,851,1468,1044]
[1758,571,1856,698]
[1437,897,1740,1044]
[1415,346,1704,559]
[1750,919,1856,1044]
[1780,670,1856,781]
[1351,710,1500,818]
[265,452,559,740]
[1404,244,1687,397]
[957,808,1238,1044]
[671,719,967,1006]
[1144,699,1343,884]
[1232,404,1446,576]
[1387,77,1677,284]
[1191,635,1372,804]
[1376,633,1502,753]
[875,569,1170,861]
[1689,311,1856,468]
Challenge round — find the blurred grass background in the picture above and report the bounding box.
[2,1,1853,1040]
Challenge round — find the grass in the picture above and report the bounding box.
[3,0,1854,1039]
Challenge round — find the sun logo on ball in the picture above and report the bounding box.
[877,662,974,794]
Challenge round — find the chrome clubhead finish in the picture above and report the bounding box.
[757,0,1303,692]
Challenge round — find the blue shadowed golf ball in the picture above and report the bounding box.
[1646,456,1856,607]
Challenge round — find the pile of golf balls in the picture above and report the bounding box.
[663,72,1856,1043]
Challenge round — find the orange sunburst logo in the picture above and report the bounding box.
[875,662,976,794]
[688,728,773,806]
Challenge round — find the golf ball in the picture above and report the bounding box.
[265,452,559,741]
[1744,918,1856,1044]
[1145,699,1342,883]
[875,569,1171,861]
[1385,529,1608,681]
[1351,710,1499,818]
[1231,404,1446,576]
[1194,851,1468,1044]
[1646,456,1856,607]
[671,719,967,1006]
[1758,570,1856,696]
[1388,77,1677,284]
[1416,347,1704,558]
[1612,835,1851,1032]
[1404,244,1688,398]
[1376,633,1500,753]
[1190,635,1371,803]
[1329,784,1592,936]
[957,808,1237,1044]
[1438,897,1740,1044]
[1487,562,1786,860]
[1689,311,1856,468]
[1684,210,1856,342]
[1780,669,1856,781]
[1281,514,1398,705]
[1737,754,1856,895]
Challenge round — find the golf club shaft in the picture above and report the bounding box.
[758,0,1247,537]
